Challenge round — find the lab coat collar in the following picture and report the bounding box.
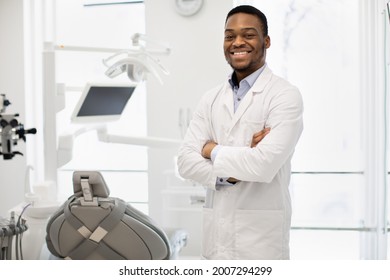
[224,65,273,135]
[250,65,273,94]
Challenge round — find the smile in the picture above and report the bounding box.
[231,51,251,56]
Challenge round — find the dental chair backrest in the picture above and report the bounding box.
[46,171,171,260]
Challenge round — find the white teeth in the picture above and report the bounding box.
[233,51,248,55]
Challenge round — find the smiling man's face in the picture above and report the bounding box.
[224,12,270,82]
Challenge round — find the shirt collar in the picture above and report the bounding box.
[228,63,267,89]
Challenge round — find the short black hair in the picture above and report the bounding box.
[225,5,268,36]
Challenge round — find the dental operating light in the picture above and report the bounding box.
[102,33,170,84]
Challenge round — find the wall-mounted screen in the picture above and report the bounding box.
[71,83,136,124]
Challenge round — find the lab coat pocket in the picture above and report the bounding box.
[201,208,215,259]
[234,209,284,259]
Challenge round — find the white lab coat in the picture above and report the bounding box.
[177,66,303,259]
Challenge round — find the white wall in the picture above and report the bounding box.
[0,0,26,216]
[144,0,233,255]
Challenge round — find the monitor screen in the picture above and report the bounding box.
[71,83,136,123]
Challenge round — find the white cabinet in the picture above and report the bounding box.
[161,186,205,258]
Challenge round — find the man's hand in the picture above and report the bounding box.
[201,141,217,159]
[251,127,271,148]
[227,177,239,184]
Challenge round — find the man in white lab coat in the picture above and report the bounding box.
[177,5,303,259]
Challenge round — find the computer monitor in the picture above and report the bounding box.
[71,83,136,124]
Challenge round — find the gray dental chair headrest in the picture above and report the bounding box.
[72,171,110,198]
[46,170,187,260]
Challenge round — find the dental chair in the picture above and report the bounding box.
[45,171,188,260]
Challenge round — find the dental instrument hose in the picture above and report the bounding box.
[0,205,29,260]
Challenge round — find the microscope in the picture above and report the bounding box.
[0,93,36,259]
[0,93,37,160]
